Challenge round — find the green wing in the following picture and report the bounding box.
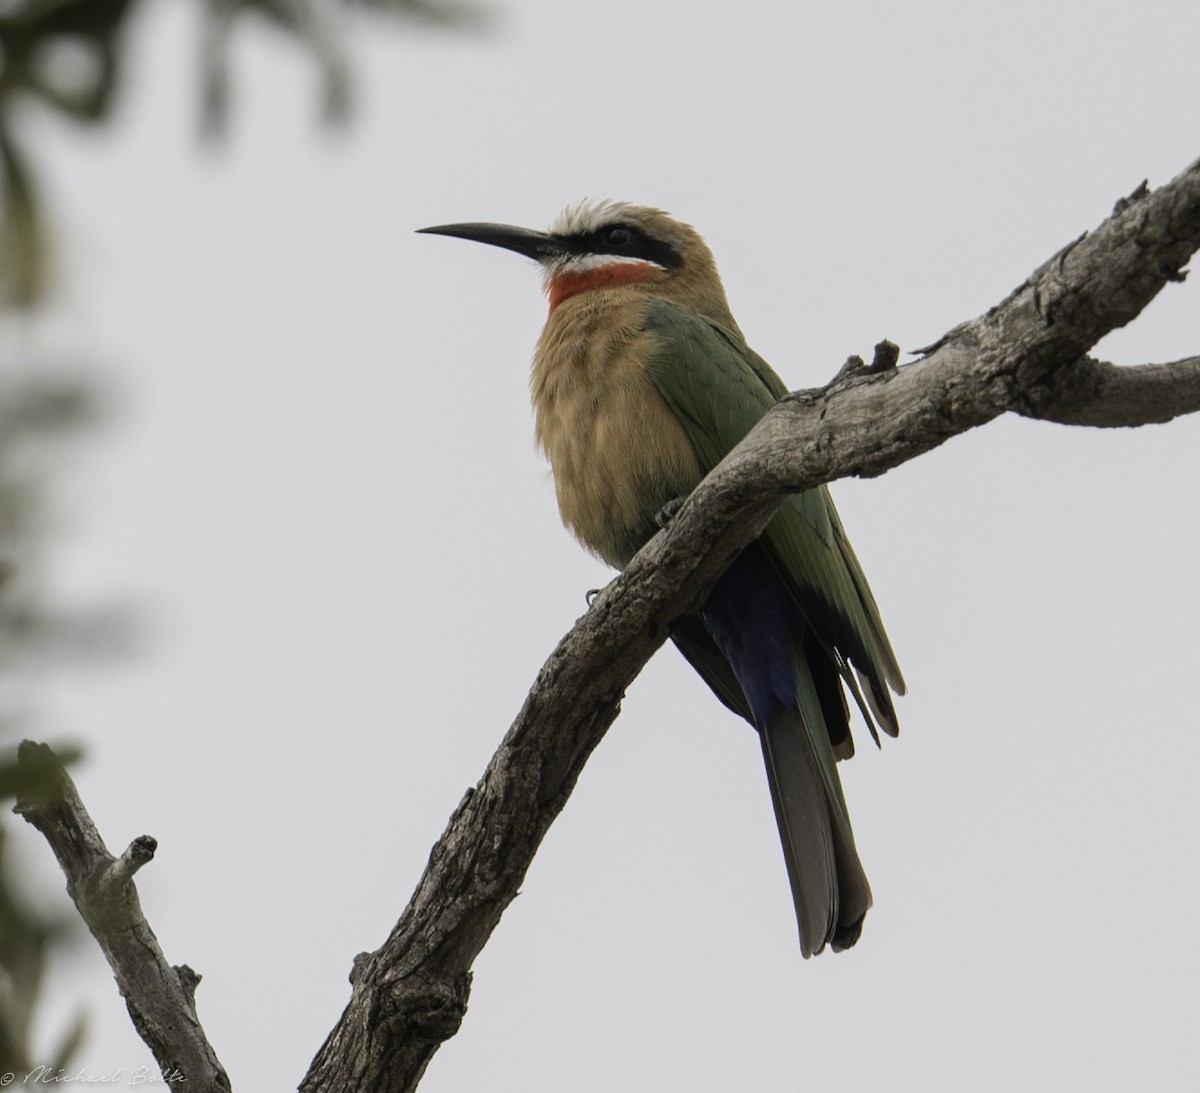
[641,299,905,744]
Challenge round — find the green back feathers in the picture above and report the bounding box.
[640,300,905,745]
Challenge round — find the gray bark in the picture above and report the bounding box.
[14,742,231,1093]
[300,158,1200,1092]
[17,155,1200,1092]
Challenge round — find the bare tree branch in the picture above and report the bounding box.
[17,158,1198,1093]
[13,741,230,1093]
[1016,354,1200,427]
[301,157,1200,1091]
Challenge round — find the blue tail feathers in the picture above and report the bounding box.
[696,544,871,955]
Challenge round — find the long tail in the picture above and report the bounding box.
[694,543,871,956]
[760,700,871,956]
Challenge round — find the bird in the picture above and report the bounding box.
[418,200,905,956]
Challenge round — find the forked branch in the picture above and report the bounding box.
[14,742,230,1093]
[18,156,1200,1093]
[301,157,1200,1091]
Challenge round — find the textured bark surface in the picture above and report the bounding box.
[13,742,231,1093]
[17,156,1200,1093]
[300,157,1200,1092]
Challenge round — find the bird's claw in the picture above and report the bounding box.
[655,496,686,529]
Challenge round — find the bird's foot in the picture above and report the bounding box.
[655,496,686,529]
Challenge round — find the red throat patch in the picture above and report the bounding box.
[547,262,657,313]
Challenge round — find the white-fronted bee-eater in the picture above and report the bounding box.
[419,201,905,957]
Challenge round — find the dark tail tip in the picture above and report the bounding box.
[829,910,867,953]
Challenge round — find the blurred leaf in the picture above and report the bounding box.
[0,814,81,1075]
[0,742,81,802]
[0,378,97,433]
[0,0,138,306]
[199,0,495,137]
[0,124,42,308]
[46,1009,87,1074]
[0,0,492,1073]
[0,373,131,671]
[352,0,494,31]
[0,0,134,122]
[0,0,494,301]
[201,0,351,135]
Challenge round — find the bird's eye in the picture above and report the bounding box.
[604,226,633,248]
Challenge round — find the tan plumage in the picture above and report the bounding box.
[532,205,742,566]
[532,291,700,567]
[419,200,905,956]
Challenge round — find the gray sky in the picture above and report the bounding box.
[15,0,1200,1089]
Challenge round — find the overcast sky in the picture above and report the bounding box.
[14,1,1200,1089]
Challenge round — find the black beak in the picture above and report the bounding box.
[416,222,568,262]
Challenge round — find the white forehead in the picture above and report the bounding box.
[549,199,643,236]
